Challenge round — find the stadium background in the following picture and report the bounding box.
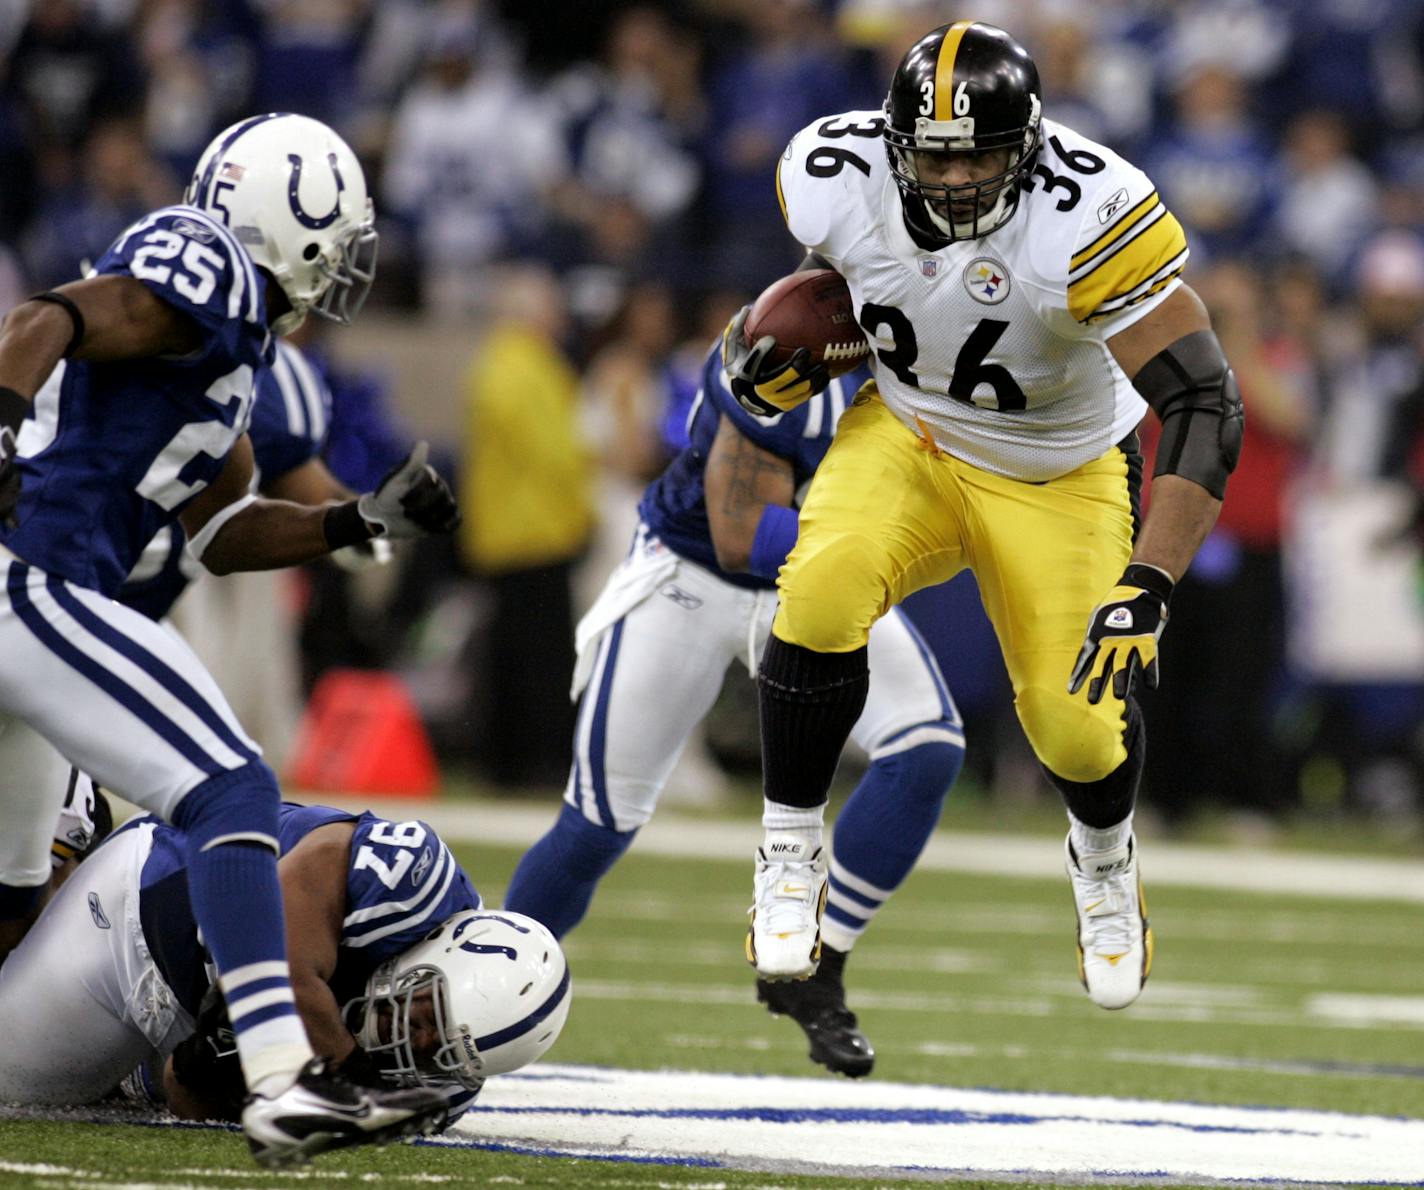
[3,0,1423,840]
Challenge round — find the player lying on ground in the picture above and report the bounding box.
[0,113,460,1165]
[0,802,569,1127]
[505,338,965,1078]
[726,22,1240,1009]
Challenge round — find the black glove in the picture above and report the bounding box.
[357,442,461,538]
[721,306,830,419]
[170,983,246,1120]
[1067,563,1173,705]
[336,1043,406,1088]
[0,385,28,529]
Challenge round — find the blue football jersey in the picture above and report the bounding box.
[117,339,333,621]
[638,343,872,589]
[1,205,271,597]
[136,803,480,1020]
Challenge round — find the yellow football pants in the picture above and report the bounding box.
[774,388,1137,784]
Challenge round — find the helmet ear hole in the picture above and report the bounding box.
[302,243,321,262]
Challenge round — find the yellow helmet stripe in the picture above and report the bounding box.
[774,156,789,227]
[933,21,975,121]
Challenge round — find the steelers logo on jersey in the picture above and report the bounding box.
[963,258,1011,304]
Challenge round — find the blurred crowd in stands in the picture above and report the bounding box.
[3,0,1424,834]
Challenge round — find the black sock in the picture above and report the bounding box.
[759,636,869,809]
[1044,699,1145,828]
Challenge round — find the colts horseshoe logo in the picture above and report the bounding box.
[286,151,345,229]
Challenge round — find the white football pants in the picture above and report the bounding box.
[0,820,193,1103]
[567,527,962,831]
[0,550,262,888]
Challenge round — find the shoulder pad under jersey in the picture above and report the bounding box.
[775,110,890,262]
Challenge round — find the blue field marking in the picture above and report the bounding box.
[466,1103,1345,1138]
[417,1137,723,1167]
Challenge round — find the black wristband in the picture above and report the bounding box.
[1122,562,1175,605]
[324,500,377,550]
[0,385,27,435]
[29,291,86,358]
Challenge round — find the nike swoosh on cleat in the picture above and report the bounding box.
[1082,899,1105,913]
[780,884,808,895]
[292,1100,373,1122]
[1100,953,1126,965]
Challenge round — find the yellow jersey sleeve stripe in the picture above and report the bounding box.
[1069,204,1167,285]
[933,21,974,121]
[775,157,789,227]
[1070,191,1161,271]
[1068,209,1187,322]
[1085,263,1187,323]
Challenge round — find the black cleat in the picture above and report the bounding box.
[242,1058,448,1169]
[756,945,875,1078]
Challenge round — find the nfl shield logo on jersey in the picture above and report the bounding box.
[918,257,939,279]
[963,259,1010,304]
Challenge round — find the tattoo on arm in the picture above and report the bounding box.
[715,431,795,519]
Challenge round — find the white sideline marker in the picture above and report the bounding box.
[443,1064,1424,1185]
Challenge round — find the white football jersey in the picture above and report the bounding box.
[775,113,1189,481]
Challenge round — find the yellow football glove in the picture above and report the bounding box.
[1068,564,1174,705]
[721,306,830,418]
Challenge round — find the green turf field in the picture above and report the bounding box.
[1,832,1421,1188]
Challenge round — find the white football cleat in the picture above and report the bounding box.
[242,1058,447,1169]
[746,834,828,981]
[1065,833,1153,1010]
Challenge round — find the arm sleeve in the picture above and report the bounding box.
[774,122,839,256]
[249,342,333,479]
[95,206,266,367]
[1065,163,1190,328]
[339,815,481,959]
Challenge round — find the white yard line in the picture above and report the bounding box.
[320,795,1424,903]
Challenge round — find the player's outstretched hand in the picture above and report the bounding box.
[722,306,830,419]
[1067,564,1174,705]
[357,442,461,539]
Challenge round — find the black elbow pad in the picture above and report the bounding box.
[1132,329,1243,500]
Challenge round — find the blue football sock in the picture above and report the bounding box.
[174,765,311,1087]
[504,802,636,939]
[823,732,964,952]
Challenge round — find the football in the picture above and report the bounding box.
[743,269,870,377]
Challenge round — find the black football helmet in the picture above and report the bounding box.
[884,21,1042,247]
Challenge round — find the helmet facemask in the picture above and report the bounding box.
[884,96,1041,245]
[310,204,379,327]
[347,959,485,1092]
[263,200,379,336]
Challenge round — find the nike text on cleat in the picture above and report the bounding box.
[1065,833,1153,1011]
[746,834,828,981]
[757,945,874,1078]
[242,1057,447,1169]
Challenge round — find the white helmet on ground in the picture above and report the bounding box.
[185,112,378,334]
[347,910,571,1089]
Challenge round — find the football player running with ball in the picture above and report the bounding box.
[505,345,965,1078]
[0,114,460,1165]
[725,23,1241,1009]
